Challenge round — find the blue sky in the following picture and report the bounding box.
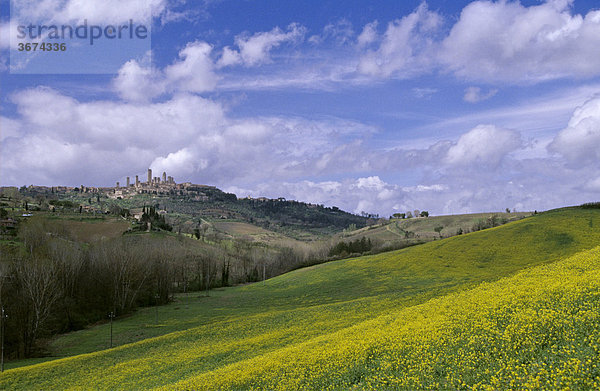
[1,0,600,216]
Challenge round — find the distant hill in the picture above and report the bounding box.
[337,211,532,245]
[5,184,371,239]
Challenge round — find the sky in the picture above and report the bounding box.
[1,0,600,217]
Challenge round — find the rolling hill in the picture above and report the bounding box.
[2,207,600,389]
[7,185,371,239]
[334,211,532,252]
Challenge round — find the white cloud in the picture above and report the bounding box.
[217,46,242,68]
[209,1,600,89]
[548,96,600,164]
[164,41,219,93]
[58,0,165,23]
[113,41,218,101]
[148,154,600,217]
[309,19,354,45]
[463,87,498,103]
[113,59,165,102]
[445,125,523,167]
[10,0,167,24]
[150,148,209,178]
[95,2,600,93]
[230,176,498,218]
[440,0,600,82]
[219,23,306,67]
[357,21,378,48]
[93,1,600,95]
[358,3,442,78]
[355,176,386,191]
[6,86,225,153]
[1,87,377,189]
[0,117,23,141]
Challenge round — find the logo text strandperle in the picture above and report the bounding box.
[16,19,149,46]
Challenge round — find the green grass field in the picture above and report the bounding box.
[339,212,531,243]
[211,220,309,248]
[2,208,599,389]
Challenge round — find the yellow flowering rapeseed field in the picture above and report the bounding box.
[1,208,599,390]
[164,246,600,390]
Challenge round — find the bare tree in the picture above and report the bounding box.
[90,240,152,314]
[13,256,62,356]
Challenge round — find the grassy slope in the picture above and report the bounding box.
[1,208,599,389]
[397,211,531,238]
[166,245,600,390]
[1,214,130,257]
[47,216,131,243]
[339,212,531,243]
[210,220,308,247]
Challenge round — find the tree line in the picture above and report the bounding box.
[0,217,331,359]
[328,237,373,257]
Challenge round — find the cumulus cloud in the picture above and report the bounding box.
[0,86,376,189]
[164,41,219,93]
[144,115,376,186]
[103,1,600,95]
[218,23,306,67]
[113,59,165,102]
[214,1,600,89]
[357,3,442,78]
[10,0,167,24]
[1,87,226,186]
[96,1,600,94]
[463,87,498,103]
[113,41,218,102]
[445,125,523,167]
[440,0,600,82]
[548,96,600,164]
[150,148,209,179]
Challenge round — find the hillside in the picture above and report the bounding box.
[335,211,531,250]
[164,244,600,390]
[6,185,370,239]
[2,207,600,389]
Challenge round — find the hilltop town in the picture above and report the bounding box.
[108,168,216,200]
[4,168,216,201]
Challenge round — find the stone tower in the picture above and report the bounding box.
[135,175,139,186]
[162,172,167,183]
[147,169,152,184]
[126,177,130,187]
